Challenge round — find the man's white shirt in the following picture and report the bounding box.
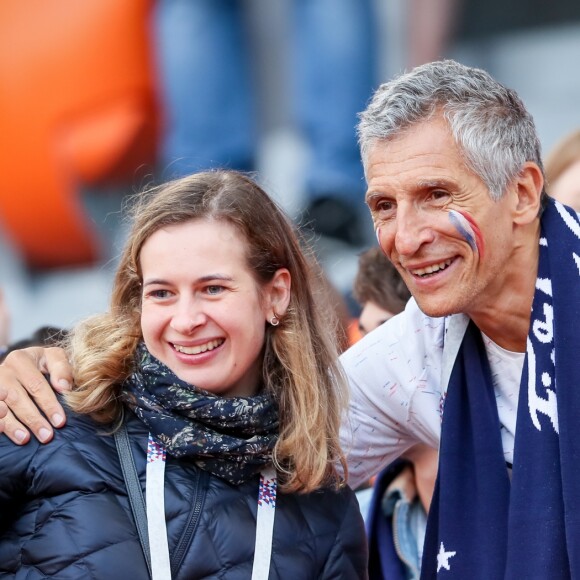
[340,298,524,489]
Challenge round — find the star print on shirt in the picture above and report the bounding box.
[437,542,457,572]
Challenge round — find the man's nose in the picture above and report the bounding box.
[394,205,435,257]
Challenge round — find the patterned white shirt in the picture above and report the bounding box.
[340,298,524,489]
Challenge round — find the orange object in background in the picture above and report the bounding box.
[0,0,158,269]
[347,318,363,346]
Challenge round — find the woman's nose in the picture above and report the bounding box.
[169,300,207,334]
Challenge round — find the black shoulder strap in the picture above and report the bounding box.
[114,422,152,577]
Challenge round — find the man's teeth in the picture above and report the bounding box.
[174,339,224,355]
[411,259,452,277]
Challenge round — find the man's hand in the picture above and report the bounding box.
[0,346,72,444]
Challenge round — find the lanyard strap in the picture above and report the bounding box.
[117,429,277,580]
[146,435,171,580]
[251,466,277,580]
[146,436,277,580]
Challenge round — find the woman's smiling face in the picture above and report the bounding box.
[139,219,286,398]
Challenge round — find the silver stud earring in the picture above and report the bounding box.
[270,316,279,326]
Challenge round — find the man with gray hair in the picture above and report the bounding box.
[340,59,580,577]
[1,60,579,577]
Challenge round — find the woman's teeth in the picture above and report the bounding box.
[174,339,224,355]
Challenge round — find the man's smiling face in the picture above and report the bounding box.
[365,116,517,320]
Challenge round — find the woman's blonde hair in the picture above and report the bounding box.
[66,170,348,493]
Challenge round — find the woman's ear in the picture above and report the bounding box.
[514,162,544,225]
[267,268,291,319]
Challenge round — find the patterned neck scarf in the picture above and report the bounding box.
[421,198,580,578]
[120,343,279,485]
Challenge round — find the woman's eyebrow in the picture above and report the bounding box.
[143,274,234,287]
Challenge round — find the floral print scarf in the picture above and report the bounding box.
[120,343,279,485]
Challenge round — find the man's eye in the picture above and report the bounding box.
[430,190,450,202]
[376,200,394,213]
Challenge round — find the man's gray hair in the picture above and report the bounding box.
[357,60,544,200]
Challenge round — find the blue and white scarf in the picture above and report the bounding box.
[422,199,580,578]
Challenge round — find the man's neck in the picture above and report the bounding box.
[469,223,540,353]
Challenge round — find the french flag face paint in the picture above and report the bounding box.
[375,226,388,255]
[448,209,484,257]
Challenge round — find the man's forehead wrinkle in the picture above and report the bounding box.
[372,149,454,173]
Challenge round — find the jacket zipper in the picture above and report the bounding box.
[171,469,209,576]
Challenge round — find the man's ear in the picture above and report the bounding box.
[513,162,544,225]
[267,268,291,319]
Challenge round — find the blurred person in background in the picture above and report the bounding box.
[351,246,436,580]
[545,128,580,212]
[365,445,437,580]
[352,246,411,337]
[155,0,376,248]
[0,170,367,578]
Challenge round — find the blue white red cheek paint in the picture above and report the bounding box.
[448,209,484,257]
[375,226,386,250]
[375,226,391,257]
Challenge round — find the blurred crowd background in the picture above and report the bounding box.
[1,0,580,344]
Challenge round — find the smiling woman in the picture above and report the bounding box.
[139,219,287,398]
[0,170,367,579]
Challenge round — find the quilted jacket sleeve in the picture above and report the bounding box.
[0,435,38,528]
[319,487,369,579]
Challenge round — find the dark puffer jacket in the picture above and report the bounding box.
[0,409,368,579]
